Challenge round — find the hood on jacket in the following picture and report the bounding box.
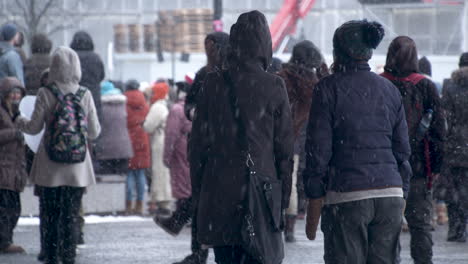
[49,46,82,91]
[150,82,169,104]
[228,10,272,71]
[452,67,468,88]
[0,77,25,100]
[70,31,95,51]
[290,40,323,70]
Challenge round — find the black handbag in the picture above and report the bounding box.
[223,71,284,264]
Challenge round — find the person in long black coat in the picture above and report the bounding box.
[70,31,105,121]
[189,10,294,263]
[442,53,468,243]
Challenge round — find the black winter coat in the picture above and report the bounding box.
[71,32,105,120]
[184,66,208,120]
[24,54,51,95]
[442,67,468,168]
[189,64,294,246]
[303,62,411,199]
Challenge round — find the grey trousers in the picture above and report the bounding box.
[321,197,404,264]
[405,178,433,264]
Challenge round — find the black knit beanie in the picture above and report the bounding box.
[459,52,468,68]
[418,56,432,76]
[333,20,385,61]
[290,40,323,69]
[125,79,140,91]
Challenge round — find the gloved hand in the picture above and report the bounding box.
[11,102,21,121]
[305,197,324,240]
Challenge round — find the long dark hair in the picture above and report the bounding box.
[384,36,419,76]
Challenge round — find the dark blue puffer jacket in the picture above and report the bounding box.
[303,62,411,199]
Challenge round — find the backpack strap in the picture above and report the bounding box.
[75,87,87,101]
[46,84,64,101]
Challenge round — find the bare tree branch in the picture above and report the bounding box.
[36,0,56,26]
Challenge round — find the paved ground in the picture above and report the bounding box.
[1,217,467,264]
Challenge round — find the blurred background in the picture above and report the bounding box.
[0,0,465,84]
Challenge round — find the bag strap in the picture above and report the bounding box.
[222,70,255,169]
[47,84,64,101]
[75,87,87,100]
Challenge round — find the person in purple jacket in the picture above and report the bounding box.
[303,20,412,264]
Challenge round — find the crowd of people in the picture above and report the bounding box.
[0,8,467,264]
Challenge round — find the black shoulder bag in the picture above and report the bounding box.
[223,71,284,264]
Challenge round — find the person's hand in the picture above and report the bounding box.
[305,198,324,240]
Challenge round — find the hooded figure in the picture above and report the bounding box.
[189,10,293,263]
[70,31,105,121]
[184,31,229,120]
[15,46,101,264]
[382,36,446,264]
[0,23,24,85]
[303,20,410,263]
[0,77,26,254]
[24,34,53,95]
[95,81,133,174]
[143,81,173,214]
[441,53,468,243]
[277,40,329,243]
[124,79,151,215]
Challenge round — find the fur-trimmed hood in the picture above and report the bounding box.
[101,93,127,104]
[452,67,468,88]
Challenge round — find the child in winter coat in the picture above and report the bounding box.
[0,77,27,254]
[124,80,151,215]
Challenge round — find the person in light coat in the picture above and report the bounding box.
[144,81,173,216]
[16,46,101,264]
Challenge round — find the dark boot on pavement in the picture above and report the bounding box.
[285,214,297,243]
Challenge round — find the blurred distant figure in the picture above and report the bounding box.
[95,81,134,175]
[24,34,52,95]
[419,56,442,96]
[0,23,24,85]
[441,52,468,243]
[124,80,151,215]
[143,81,173,216]
[267,57,283,74]
[184,32,229,121]
[0,77,26,254]
[155,82,192,234]
[70,31,105,121]
[13,31,26,64]
[277,40,328,243]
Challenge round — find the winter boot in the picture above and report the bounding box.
[134,201,144,216]
[125,200,132,215]
[0,244,26,254]
[154,199,191,236]
[436,203,449,225]
[285,214,297,243]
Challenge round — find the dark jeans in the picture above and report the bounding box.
[321,197,404,264]
[41,186,85,263]
[445,168,468,239]
[0,189,21,250]
[405,177,433,264]
[213,246,260,264]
